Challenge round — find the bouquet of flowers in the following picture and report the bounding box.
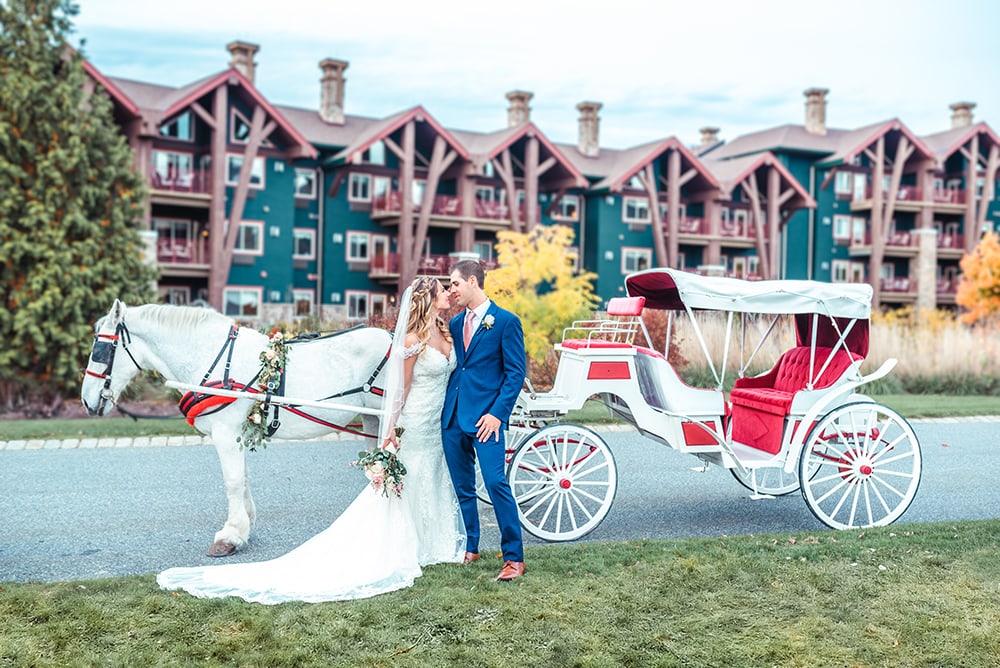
[352,428,407,498]
[239,328,289,451]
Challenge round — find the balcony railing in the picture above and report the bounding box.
[151,168,211,194]
[850,230,917,248]
[881,277,912,293]
[938,233,964,249]
[936,278,958,295]
[860,185,968,205]
[157,239,207,264]
[372,192,541,223]
[370,252,497,278]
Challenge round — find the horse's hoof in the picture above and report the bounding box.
[206,540,237,557]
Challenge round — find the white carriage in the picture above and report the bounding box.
[501,268,922,541]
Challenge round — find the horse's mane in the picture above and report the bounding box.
[132,303,236,336]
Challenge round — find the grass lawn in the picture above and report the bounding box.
[3,520,999,666]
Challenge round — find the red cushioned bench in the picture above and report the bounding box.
[730,346,861,454]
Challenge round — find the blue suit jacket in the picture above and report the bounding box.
[442,302,527,433]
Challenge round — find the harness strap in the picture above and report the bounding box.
[320,345,392,401]
[199,326,240,388]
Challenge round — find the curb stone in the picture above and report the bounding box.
[0,417,995,451]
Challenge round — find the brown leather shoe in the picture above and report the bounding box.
[463,551,480,564]
[495,560,526,581]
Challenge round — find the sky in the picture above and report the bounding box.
[71,0,999,150]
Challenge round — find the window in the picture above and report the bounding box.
[475,186,494,203]
[553,194,579,221]
[226,154,265,188]
[164,287,189,305]
[293,290,314,317]
[346,291,369,321]
[347,231,370,262]
[151,150,193,186]
[229,109,274,146]
[621,247,652,274]
[349,173,371,202]
[623,197,650,223]
[234,220,264,255]
[833,215,852,240]
[411,179,426,206]
[295,168,317,199]
[364,140,385,166]
[626,175,643,190]
[852,217,867,244]
[474,241,493,261]
[159,112,192,141]
[482,161,494,177]
[370,294,387,318]
[292,228,316,260]
[223,287,261,318]
[834,171,852,195]
[831,260,851,282]
[373,176,391,200]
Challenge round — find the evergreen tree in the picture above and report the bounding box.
[0,0,156,413]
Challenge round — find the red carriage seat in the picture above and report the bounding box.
[729,346,861,454]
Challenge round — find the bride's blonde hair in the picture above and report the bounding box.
[406,276,452,355]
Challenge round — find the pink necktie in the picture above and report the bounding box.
[463,311,475,350]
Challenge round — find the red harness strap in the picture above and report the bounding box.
[178,381,258,426]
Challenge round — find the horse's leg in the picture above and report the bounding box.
[207,424,254,557]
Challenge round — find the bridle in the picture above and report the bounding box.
[85,320,142,415]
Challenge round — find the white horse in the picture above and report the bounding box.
[80,300,391,556]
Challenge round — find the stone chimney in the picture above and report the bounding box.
[577,101,602,158]
[699,126,720,147]
[319,58,349,125]
[950,101,975,129]
[227,40,260,84]
[506,90,533,127]
[804,87,829,135]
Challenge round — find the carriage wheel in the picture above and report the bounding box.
[730,465,800,496]
[507,423,617,542]
[799,402,921,530]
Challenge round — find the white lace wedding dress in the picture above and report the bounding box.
[157,345,465,604]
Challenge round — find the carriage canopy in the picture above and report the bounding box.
[625,268,872,358]
[624,268,872,320]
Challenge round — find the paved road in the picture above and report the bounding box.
[2,420,998,583]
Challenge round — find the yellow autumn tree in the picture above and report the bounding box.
[956,231,1000,325]
[486,226,599,364]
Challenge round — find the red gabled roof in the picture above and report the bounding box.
[452,122,587,188]
[80,58,139,117]
[817,118,934,168]
[332,105,469,164]
[592,137,719,192]
[921,121,1000,160]
[703,152,816,208]
[160,68,316,159]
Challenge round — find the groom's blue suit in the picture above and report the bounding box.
[442,302,526,562]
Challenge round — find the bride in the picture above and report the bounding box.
[157,277,465,604]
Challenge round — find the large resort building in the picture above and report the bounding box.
[83,41,1000,322]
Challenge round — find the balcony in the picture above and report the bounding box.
[881,277,913,293]
[157,239,209,278]
[936,277,958,295]
[151,167,211,194]
[371,192,540,226]
[370,252,497,280]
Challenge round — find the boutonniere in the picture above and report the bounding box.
[482,314,495,330]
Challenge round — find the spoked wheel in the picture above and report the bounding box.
[799,402,921,530]
[507,423,618,542]
[730,465,800,496]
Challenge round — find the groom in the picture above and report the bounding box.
[442,260,527,582]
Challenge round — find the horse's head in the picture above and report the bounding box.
[81,299,143,416]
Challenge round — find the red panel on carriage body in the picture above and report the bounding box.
[562,339,634,350]
[587,361,631,380]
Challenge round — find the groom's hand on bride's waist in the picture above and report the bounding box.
[475,414,502,442]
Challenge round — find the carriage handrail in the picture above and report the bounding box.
[164,380,387,417]
[781,357,898,474]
